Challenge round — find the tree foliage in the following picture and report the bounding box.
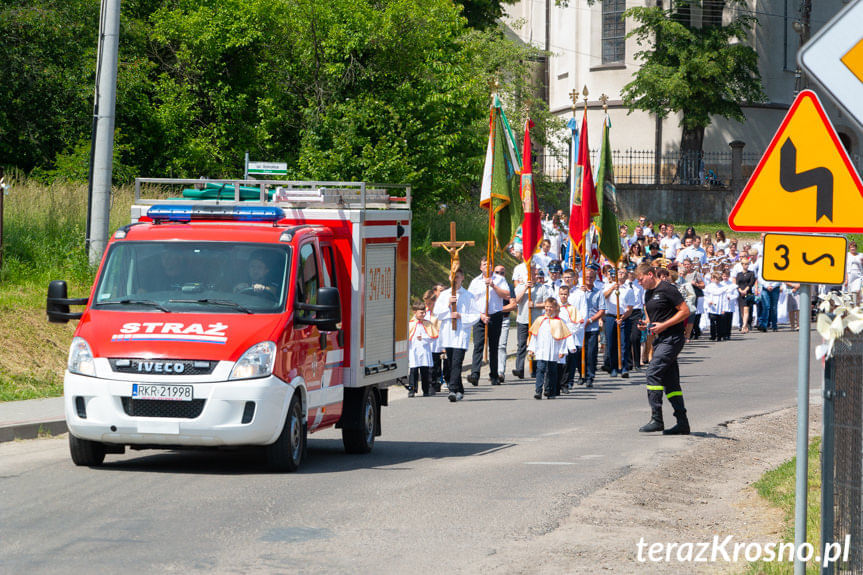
[0,0,99,172]
[621,0,765,153]
[459,0,518,30]
[0,0,550,208]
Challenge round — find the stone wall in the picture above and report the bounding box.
[614,185,740,224]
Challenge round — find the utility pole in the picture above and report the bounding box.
[87,0,121,266]
[545,0,551,106]
[654,0,664,185]
[792,0,812,94]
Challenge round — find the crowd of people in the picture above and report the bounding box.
[407,211,863,435]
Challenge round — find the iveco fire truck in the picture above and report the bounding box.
[47,179,411,471]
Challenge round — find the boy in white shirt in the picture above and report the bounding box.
[602,270,635,378]
[408,302,437,397]
[660,227,682,260]
[528,298,572,399]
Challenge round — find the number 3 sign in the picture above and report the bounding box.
[762,233,848,285]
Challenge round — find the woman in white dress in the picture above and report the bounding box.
[545,214,564,261]
[846,241,863,304]
[713,230,730,252]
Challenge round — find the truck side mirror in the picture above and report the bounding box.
[316,287,341,327]
[294,286,341,331]
[47,280,88,323]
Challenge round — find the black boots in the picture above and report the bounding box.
[641,390,665,432]
[662,420,690,435]
[663,396,690,435]
[639,418,664,432]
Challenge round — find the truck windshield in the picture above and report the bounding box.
[92,242,291,313]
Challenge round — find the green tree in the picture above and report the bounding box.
[0,0,167,179]
[0,0,98,172]
[621,0,765,155]
[459,0,518,30]
[147,0,554,206]
[1,0,553,206]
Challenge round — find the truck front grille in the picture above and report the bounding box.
[121,397,205,419]
[110,359,216,376]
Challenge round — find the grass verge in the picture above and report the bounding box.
[746,437,822,574]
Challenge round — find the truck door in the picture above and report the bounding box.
[294,240,344,430]
[294,241,325,429]
[318,242,345,428]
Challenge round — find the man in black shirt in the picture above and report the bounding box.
[636,262,692,435]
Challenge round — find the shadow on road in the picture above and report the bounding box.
[95,439,515,475]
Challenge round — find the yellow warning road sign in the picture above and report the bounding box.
[762,233,847,284]
[728,90,863,233]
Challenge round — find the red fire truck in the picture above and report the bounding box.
[47,179,411,471]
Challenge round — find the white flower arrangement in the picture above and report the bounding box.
[815,291,863,360]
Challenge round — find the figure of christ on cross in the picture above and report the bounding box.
[432,222,475,329]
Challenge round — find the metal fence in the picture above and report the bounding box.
[823,332,863,575]
[539,149,759,186]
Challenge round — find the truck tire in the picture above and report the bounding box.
[266,392,306,472]
[342,387,376,454]
[69,434,106,466]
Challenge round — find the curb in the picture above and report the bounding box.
[0,419,67,443]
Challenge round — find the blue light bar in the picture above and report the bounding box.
[147,204,285,223]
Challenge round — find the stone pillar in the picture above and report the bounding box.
[729,140,746,195]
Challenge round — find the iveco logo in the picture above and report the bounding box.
[135,361,185,374]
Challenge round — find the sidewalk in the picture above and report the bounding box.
[0,397,66,442]
[0,319,521,443]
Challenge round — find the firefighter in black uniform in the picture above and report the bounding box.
[635,262,691,435]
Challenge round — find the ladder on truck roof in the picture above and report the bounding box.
[133,178,411,210]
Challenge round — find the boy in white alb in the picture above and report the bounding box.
[433,268,480,402]
[423,289,444,392]
[557,284,585,392]
[528,298,572,399]
[408,302,438,397]
[704,271,729,341]
[721,269,737,341]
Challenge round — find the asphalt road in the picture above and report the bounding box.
[1,328,821,574]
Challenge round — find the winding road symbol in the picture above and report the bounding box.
[779,138,834,222]
[728,90,863,233]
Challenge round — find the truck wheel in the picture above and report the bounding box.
[69,434,106,466]
[266,393,306,472]
[342,387,376,454]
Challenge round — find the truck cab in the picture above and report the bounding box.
[48,180,411,471]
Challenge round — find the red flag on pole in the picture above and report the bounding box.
[520,118,540,265]
[568,111,598,253]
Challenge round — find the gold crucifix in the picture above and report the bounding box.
[569,88,579,115]
[599,93,609,112]
[432,222,475,329]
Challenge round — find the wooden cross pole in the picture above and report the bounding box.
[432,222,475,329]
[615,283,623,371]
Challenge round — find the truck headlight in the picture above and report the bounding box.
[229,341,277,380]
[68,337,96,377]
